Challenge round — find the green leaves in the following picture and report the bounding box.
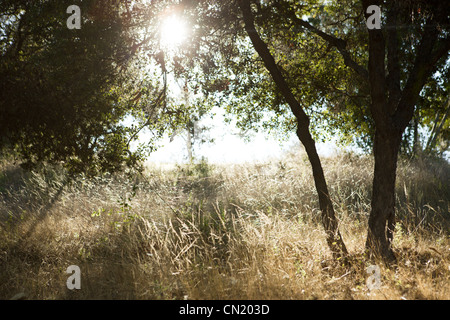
[0,0,159,175]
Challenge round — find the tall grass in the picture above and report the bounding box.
[0,151,449,299]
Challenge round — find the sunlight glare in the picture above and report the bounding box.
[160,14,188,50]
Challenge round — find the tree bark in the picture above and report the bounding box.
[366,127,401,263]
[238,0,348,260]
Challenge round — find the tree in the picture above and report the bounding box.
[0,0,168,175]
[236,0,348,259]
[164,77,215,163]
[361,0,450,262]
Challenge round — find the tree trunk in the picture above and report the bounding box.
[412,115,419,156]
[365,127,401,263]
[186,124,193,162]
[297,125,348,260]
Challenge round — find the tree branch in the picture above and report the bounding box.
[279,2,369,81]
[362,0,388,126]
[394,24,450,131]
[237,0,309,126]
[386,2,401,109]
[425,98,450,153]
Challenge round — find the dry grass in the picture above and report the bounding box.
[0,151,449,300]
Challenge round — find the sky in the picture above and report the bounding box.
[142,107,341,165]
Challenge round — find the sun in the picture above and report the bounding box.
[160,14,188,50]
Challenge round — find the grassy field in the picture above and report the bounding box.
[0,150,449,300]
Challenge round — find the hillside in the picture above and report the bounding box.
[0,152,449,299]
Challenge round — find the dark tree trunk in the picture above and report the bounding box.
[297,125,348,259]
[365,128,401,263]
[412,114,420,156]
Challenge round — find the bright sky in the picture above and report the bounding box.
[142,107,340,164]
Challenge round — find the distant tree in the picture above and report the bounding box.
[402,67,450,157]
[166,78,214,163]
